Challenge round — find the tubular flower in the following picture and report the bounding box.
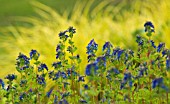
[16,53,30,72]
[117,49,124,60]
[157,42,165,52]
[152,77,169,91]
[120,72,132,89]
[30,49,40,60]
[102,42,113,55]
[144,21,155,33]
[5,74,17,81]
[85,62,98,76]
[0,79,5,89]
[46,87,54,98]
[38,63,48,72]
[37,75,46,85]
[86,39,98,55]
[150,40,156,48]
[96,56,106,68]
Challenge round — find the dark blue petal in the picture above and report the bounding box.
[78,76,85,82]
[86,39,98,55]
[46,87,54,98]
[85,63,98,76]
[144,21,154,28]
[150,40,156,48]
[157,43,165,52]
[0,79,5,89]
[84,84,88,90]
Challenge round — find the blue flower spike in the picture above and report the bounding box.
[86,39,98,55]
[150,40,156,48]
[0,79,5,89]
[103,41,113,55]
[157,42,165,52]
[16,53,30,72]
[38,63,48,72]
[85,62,98,76]
[144,21,155,37]
[30,49,40,60]
[152,77,169,91]
[5,74,17,81]
[58,31,69,41]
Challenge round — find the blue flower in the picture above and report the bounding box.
[38,63,48,72]
[17,53,30,63]
[161,85,169,92]
[5,74,17,81]
[61,72,67,79]
[129,80,133,87]
[86,39,98,55]
[67,69,71,77]
[58,31,69,40]
[29,89,33,92]
[85,63,98,76]
[78,76,85,82]
[68,26,76,34]
[112,48,120,56]
[103,42,113,55]
[152,78,169,91]
[53,71,60,80]
[150,40,156,48]
[157,43,165,52]
[162,49,167,57]
[19,92,27,101]
[138,40,144,46]
[138,65,148,77]
[144,21,154,28]
[152,77,163,89]
[0,79,5,89]
[144,21,154,32]
[96,56,106,67]
[136,35,144,46]
[117,49,124,60]
[37,75,46,85]
[123,73,131,81]
[59,99,69,104]
[46,87,54,98]
[52,62,62,69]
[120,72,132,89]
[30,49,40,60]
[16,53,30,71]
[84,84,89,90]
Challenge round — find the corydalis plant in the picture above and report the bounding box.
[0,22,170,104]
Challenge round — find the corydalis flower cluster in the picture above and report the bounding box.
[0,23,170,104]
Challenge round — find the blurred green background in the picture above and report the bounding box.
[0,0,170,78]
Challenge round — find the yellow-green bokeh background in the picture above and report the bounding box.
[0,0,170,78]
